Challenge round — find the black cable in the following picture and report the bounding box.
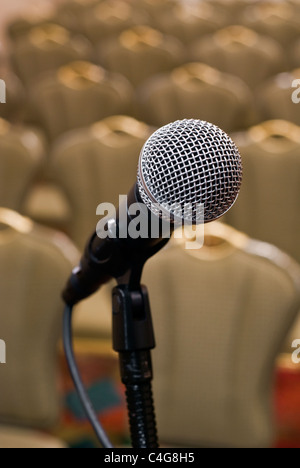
[63,304,114,449]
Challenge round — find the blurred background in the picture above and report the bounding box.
[0,0,300,448]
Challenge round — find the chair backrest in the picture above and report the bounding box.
[81,0,148,45]
[142,223,300,447]
[138,63,256,133]
[209,0,259,19]
[226,120,300,264]
[11,24,93,87]
[241,2,300,47]
[0,119,45,211]
[190,26,286,90]
[29,61,135,140]
[130,0,178,28]
[290,38,300,69]
[155,1,228,45]
[55,0,107,35]
[0,208,79,428]
[98,26,184,87]
[6,2,56,42]
[51,116,151,248]
[256,70,300,125]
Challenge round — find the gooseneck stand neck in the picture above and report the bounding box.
[113,260,161,449]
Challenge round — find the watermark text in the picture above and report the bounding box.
[292,339,300,364]
[96,196,205,250]
[0,339,6,364]
[292,79,300,104]
[0,79,6,104]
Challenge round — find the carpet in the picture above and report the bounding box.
[53,350,300,448]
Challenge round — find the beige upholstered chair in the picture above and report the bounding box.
[97,26,184,87]
[141,223,300,447]
[290,39,300,69]
[81,0,148,45]
[226,120,300,265]
[0,208,80,448]
[0,119,46,211]
[155,1,228,45]
[55,0,102,35]
[130,0,177,28]
[209,0,259,19]
[6,3,56,42]
[138,63,256,133]
[289,0,300,11]
[255,70,300,126]
[190,26,286,90]
[241,2,300,47]
[0,426,66,449]
[51,116,151,248]
[29,61,135,140]
[11,24,93,88]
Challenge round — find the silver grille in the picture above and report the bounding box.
[137,119,242,224]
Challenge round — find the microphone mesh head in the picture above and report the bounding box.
[137,119,242,224]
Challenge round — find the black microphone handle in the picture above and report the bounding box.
[62,185,173,305]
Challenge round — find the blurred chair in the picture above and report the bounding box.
[11,24,93,87]
[23,182,71,231]
[255,70,300,126]
[289,39,300,70]
[241,2,300,47]
[81,0,149,45]
[141,222,300,447]
[98,26,184,87]
[190,26,286,90]
[138,63,256,133]
[154,1,228,45]
[289,0,300,9]
[0,208,80,448]
[0,67,26,123]
[0,119,45,211]
[50,116,151,248]
[55,0,102,35]
[209,0,260,19]
[29,61,135,140]
[72,278,113,339]
[226,120,300,264]
[130,0,178,28]
[0,426,66,449]
[6,3,56,42]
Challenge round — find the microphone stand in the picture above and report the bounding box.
[112,261,159,449]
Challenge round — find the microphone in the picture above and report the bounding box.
[62,119,242,306]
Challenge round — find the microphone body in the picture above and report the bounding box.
[63,119,243,306]
[63,185,171,305]
[62,119,242,450]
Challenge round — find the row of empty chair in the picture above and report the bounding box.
[79,221,300,447]
[8,0,300,48]
[0,209,300,447]
[24,63,300,138]
[2,60,300,140]
[1,0,300,448]
[2,114,300,270]
[8,23,300,89]
[2,0,300,150]
[2,20,300,140]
